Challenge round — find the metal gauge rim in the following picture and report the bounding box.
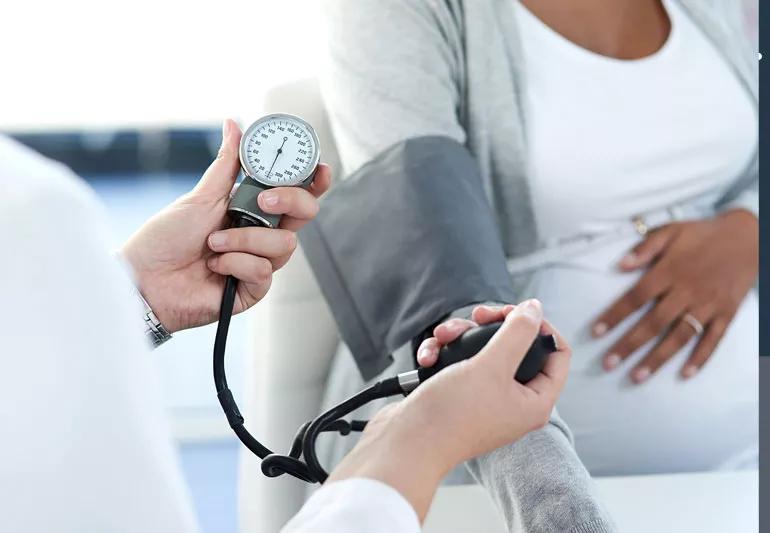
[239,113,321,187]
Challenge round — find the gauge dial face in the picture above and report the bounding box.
[239,114,320,187]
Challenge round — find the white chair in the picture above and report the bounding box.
[238,78,342,533]
[237,78,758,533]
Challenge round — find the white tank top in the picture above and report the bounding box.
[513,1,758,475]
[515,0,757,244]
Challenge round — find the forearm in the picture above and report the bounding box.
[327,404,448,522]
[466,410,616,533]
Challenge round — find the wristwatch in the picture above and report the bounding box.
[136,289,172,348]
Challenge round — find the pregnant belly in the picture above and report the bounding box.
[520,240,758,476]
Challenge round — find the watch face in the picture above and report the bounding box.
[239,114,320,187]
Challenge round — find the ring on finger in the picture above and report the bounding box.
[681,313,705,336]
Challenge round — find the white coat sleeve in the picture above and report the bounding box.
[282,479,420,533]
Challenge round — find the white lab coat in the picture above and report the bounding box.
[0,136,418,533]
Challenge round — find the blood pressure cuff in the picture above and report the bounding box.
[300,136,516,380]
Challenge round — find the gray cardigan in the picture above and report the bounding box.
[315,3,757,532]
[320,0,758,258]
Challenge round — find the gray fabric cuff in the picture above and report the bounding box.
[300,136,516,380]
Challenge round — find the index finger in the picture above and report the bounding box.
[471,304,515,324]
[591,273,665,337]
[432,318,478,345]
[474,305,557,340]
[257,164,333,232]
[417,318,478,368]
[308,163,332,198]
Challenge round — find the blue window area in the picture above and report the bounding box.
[179,442,240,533]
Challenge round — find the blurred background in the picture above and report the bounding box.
[0,1,324,532]
[0,1,758,532]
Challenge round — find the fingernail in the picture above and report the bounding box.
[260,191,279,207]
[682,365,698,379]
[619,252,637,268]
[593,322,608,337]
[632,367,651,383]
[445,319,465,332]
[208,232,228,250]
[418,347,434,363]
[517,299,543,321]
[604,354,621,371]
[222,119,232,140]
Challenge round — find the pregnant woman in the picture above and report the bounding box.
[318,0,758,478]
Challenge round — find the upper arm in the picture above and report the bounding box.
[320,0,466,173]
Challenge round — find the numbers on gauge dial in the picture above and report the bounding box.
[244,118,317,185]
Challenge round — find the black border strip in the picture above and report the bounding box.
[758,2,770,531]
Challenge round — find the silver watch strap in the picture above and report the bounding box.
[136,289,172,348]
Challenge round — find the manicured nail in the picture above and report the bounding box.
[208,232,228,250]
[518,299,543,321]
[632,367,651,383]
[619,252,637,269]
[593,322,608,337]
[682,365,698,379]
[261,191,279,207]
[418,347,434,363]
[445,319,465,332]
[604,354,621,371]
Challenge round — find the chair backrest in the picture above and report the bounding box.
[238,78,342,533]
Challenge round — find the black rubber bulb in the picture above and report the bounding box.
[417,322,557,384]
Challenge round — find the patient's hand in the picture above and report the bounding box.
[121,119,332,333]
[329,300,571,522]
[592,209,758,383]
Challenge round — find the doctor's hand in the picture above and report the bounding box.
[592,209,757,383]
[328,300,571,521]
[121,119,332,333]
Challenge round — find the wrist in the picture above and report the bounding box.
[135,287,174,348]
[718,207,759,226]
[329,404,451,521]
[117,247,178,342]
[716,208,759,248]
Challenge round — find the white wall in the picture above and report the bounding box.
[0,0,323,131]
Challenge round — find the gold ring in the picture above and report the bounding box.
[682,313,704,336]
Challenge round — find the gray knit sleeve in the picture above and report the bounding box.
[319,0,466,175]
[466,412,617,533]
[441,305,617,532]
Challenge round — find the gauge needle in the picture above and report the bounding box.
[266,137,289,179]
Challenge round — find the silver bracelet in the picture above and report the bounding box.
[136,289,172,348]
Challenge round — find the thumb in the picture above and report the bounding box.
[476,299,543,374]
[193,118,243,199]
[618,225,676,271]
